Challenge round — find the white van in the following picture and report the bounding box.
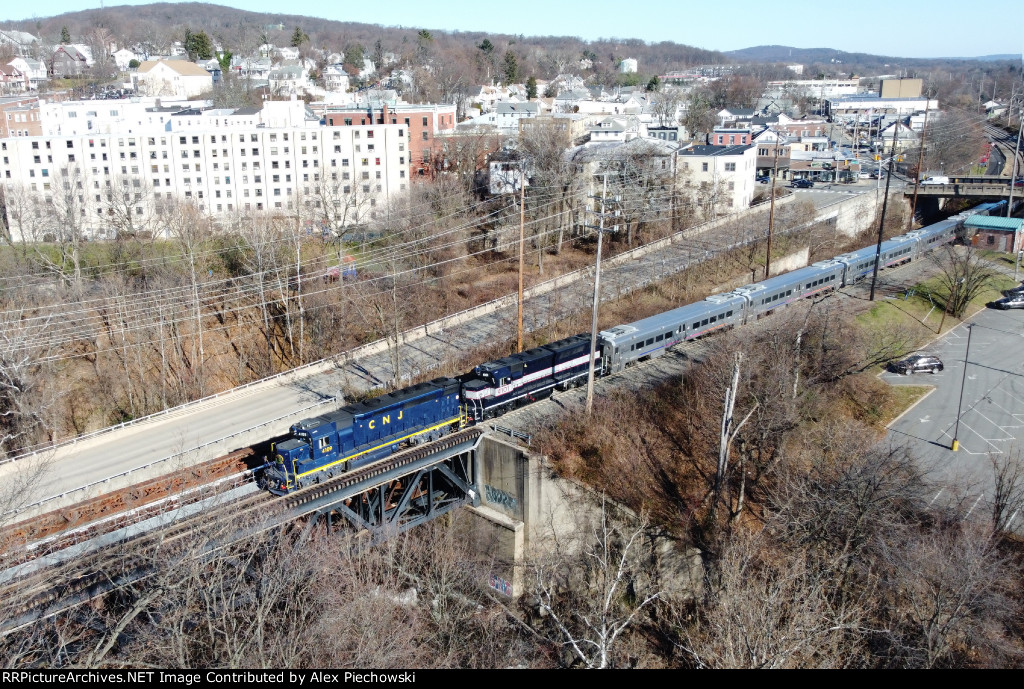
[921,176,950,185]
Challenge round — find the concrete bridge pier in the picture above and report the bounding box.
[460,434,702,601]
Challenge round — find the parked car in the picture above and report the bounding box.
[1001,282,1024,297]
[792,178,814,188]
[756,175,771,184]
[889,354,944,375]
[989,294,1024,310]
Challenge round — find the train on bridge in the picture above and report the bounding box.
[261,206,988,495]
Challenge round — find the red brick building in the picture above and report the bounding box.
[323,102,457,178]
[0,95,41,138]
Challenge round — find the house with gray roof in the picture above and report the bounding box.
[495,101,539,133]
[0,30,39,57]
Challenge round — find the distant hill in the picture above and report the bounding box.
[0,2,726,80]
[726,44,1016,66]
[725,45,891,63]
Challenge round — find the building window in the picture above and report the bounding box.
[725,163,736,172]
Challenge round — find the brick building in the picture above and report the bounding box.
[323,101,456,178]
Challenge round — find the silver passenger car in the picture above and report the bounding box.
[599,293,746,374]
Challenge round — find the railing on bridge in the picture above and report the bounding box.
[908,177,1019,197]
[287,429,483,542]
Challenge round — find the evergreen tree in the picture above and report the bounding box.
[217,50,233,74]
[183,28,213,61]
[60,26,70,44]
[526,76,537,100]
[344,43,365,69]
[290,26,308,48]
[502,50,519,85]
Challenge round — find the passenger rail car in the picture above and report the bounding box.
[734,260,845,319]
[258,210,973,494]
[599,293,746,374]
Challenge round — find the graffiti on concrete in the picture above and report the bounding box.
[484,484,518,512]
[489,573,513,597]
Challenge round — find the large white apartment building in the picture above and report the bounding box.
[1,100,411,240]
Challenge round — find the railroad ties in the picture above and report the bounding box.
[0,428,485,634]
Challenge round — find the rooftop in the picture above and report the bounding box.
[680,144,754,157]
[963,216,1023,231]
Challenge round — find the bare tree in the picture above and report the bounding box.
[0,307,57,459]
[165,200,209,397]
[990,450,1024,535]
[878,522,1017,668]
[519,123,584,257]
[525,501,660,668]
[679,529,863,668]
[929,245,997,319]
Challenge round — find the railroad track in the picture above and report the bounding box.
[0,448,253,567]
[0,427,484,634]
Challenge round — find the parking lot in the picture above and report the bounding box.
[886,304,1024,502]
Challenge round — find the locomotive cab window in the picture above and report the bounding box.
[318,437,330,450]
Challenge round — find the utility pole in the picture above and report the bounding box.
[765,130,782,279]
[584,174,618,417]
[516,167,526,352]
[869,121,901,302]
[907,95,931,232]
[671,148,678,234]
[1007,99,1022,219]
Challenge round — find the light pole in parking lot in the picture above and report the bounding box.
[952,323,973,452]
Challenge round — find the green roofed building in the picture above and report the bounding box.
[964,214,1023,253]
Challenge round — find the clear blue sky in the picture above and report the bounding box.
[6,0,1024,59]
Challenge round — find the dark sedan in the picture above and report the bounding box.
[791,178,814,188]
[1001,282,1024,297]
[989,295,1024,310]
[889,354,944,375]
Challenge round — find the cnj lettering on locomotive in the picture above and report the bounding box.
[368,410,404,430]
